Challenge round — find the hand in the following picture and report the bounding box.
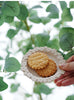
[54,55,74,86]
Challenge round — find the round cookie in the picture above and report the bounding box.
[27,52,49,70]
[35,59,57,77]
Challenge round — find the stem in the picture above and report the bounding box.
[23,19,30,32]
[39,94,43,100]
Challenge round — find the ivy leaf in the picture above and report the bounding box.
[41,1,51,3]
[47,39,60,50]
[20,39,33,54]
[0,77,8,91]
[4,57,21,72]
[29,9,40,23]
[29,9,37,17]
[0,95,2,100]
[59,1,67,10]
[10,83,20,93]
[60,33,74,51]
[64,50,74,60]
[34,83,53,95]
[54,20,62,28]
[59,27,74,38]
[69,1,74,8]
[57,50,65,58]
[34,33,50,47]
[46,4,59,18]
[66,95,74,100]
[0,14,4,26]
[40,16,50,25]
[48,13,59,18]
[0,56,3,60]
[29,16,41,23]
[17,4,28,20]
[31,5,42,9]
[61,8,73,22]
[29,9,40,24]
[8,73,17,79]
[25,93,32,98]
[2,1,20,16]
[7,29,17,39]
[4,16,14,23]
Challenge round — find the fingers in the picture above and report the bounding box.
[54,55,74,87]
[54,72,74,83]
[61,77,74,86]
[56,77,74,86]
[54,72,70,83]
[59,62,74,71]
[55,76,70,86]
[54,72,74,86]
[66,55,74,63]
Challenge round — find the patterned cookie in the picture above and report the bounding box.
[35,59,57,77]
[27,52,49,69]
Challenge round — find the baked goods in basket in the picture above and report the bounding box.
[21,47,65,83]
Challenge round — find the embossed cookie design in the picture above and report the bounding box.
[28,52,49,70]
[35,59,57,77]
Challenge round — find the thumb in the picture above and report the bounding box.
[59,62,74,71]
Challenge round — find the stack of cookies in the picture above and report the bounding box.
[27,52,57,77]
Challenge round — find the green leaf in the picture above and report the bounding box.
[66,95,74,100]
[0,14,4,26]
[10,83,20,93]
[29,16,41,23]
[0,56,3,60]
[40,17,50,25]
[34,83,53,95]
[59,27,74,38]
[46,4,59,19]
[34,33,50,47]
[0,77,8,91]
[57,50,65,58]
[59,1,67,10]
[25,93,32,98]
[7,29,17,39]
[47,39,60,50]
[20,39,33,54]
[48,13,59,18]
[2,1,20,16]
[54,20,62,28]
[61,8,73,22]
[8,73,17,79]
[0,95,2,100]
[29,9,37,17]
[29,9,41,24]
[64,50,74,60]
[4,57,21,72]
[69,1,74,8]
[31,5,42,9]
[4,16,14,23]
[46,4,59,13]
[60,33,74,51]
[17,4,28,20]
[41,1,51,3]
